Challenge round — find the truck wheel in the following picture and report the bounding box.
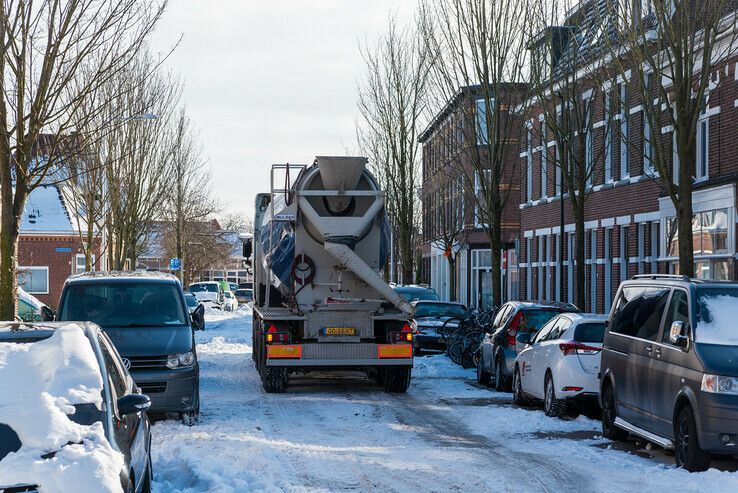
[374,367,386,385]
[263,367,289,393]
[383,367,411,393]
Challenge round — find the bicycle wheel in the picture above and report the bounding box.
[448,339,463,365]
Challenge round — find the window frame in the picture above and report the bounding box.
[17,266,49,295]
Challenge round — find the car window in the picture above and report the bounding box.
[98,334,127,400]
[574,322,606,343]
[695,287,738,344]
[60,281,187,328]
[547,319,571,341]
[610,286,670,341]
[661,289,689,344]
[190,283,218,293]
[520,309,562,334]
[17,299,38,322]
[184,295,198,307]
[532,317,557,343]
[493,305,511,329]
[413,303,466,318]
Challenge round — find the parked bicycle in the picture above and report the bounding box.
[440,307,497,369]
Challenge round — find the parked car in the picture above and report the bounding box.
[410,300,467,354]
[477,300,580,390]
[393,285,440,302]
[513,313,607,417]
[189,281,224,307]
[56,271,204,425]
[600,274,738,472]
[228,282,239,293]
[222,291,238,311]
[235,288,253,304]
[0,321,152,492]
[238,281,253,290]
[17,287,54,322]
[184,292,205,330]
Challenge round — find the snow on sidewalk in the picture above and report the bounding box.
[150,308,738,492]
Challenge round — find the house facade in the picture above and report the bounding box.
[419,85,524,308]
[518,0,738,314]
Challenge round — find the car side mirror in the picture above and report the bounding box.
[191,304,205,331]
[41,306,55,321]
[117,393,151,415]
[669,321,690,348]
[516,332,530,345]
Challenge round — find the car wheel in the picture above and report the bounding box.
[494,356,511,392]
[601,384,629,441]
[675,406,712,472]
[477,353,491,385]
[512,366,528,406]
[543,373,566,418]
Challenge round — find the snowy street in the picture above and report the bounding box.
[148,309,738,492]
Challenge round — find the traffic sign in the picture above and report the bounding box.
[169,258,181,270]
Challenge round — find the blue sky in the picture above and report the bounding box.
[151,0,413,221]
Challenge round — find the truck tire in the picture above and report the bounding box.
[374,367,386,385]
[263,367,289,393]
[383,367,411,393]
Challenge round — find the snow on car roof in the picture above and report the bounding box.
[0,323,124,492]
[18,286,45,310]
[68,270,180,282]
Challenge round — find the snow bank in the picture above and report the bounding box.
[0,324,124,492]
[697,295,738,345]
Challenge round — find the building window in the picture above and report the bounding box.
[696,95,709,181]
[619,82,629,180]
[585,106,594,188]
[567,233,575,305]
[672,131,680,185]
[643,72,655,176]
[667,209,729,257]
[74,254,95,275]
[538,236,544,300]
[545,236,552,300]
[555,234,561,302]
[476,97,492,146]
[604,91,613,183]
[527,126,533,201]
[541,121,548,198]
[604,228,613,312]
[637,223,646,275]
[620,225,630,281]
[18,266,49,294]
[650,222,660,273]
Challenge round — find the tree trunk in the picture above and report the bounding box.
[676,198,695,278]
[447,255,456,302]
[0,208,19,321]
[488,207,503,308]
[399,222,414,284]
[573,204,586,310]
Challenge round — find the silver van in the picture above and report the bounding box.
[600,274,738,471]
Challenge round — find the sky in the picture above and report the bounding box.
[150,0,414,221]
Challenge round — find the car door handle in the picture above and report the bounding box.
[654,347,662,358]
[645,345,653,353]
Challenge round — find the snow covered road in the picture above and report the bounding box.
[150,309,738,492]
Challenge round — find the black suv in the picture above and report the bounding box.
[478,300,580,390]
[600,275,738,472]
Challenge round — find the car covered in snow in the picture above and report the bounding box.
[512,313,607,417]
[393,284,440,302]
[188,281,224,308]
[56,271,203,425]
[410,300,467,354]
[17,287,54,322]
[600,275,738,472]
[234,288,253,304]
[222,291,238,312]
[0,322,152,493]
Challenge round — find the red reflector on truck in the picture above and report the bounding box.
[267,345,302,359]
[378,344,412,359]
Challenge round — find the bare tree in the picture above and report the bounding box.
[0,0,166,319]
[429,177,469,301]
[358,15,431,284]
[161,219,232,287]
[527,0,613,308]
[602,0,738,277]
[105,52,181,270]
[160,109,220,283]
[420,0,531,306]
[221,211,253,234]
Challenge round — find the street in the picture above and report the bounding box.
[149,309,738,493]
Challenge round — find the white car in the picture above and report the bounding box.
[222,291,238,311]
[512,313,607,418]
[189,281,223,307]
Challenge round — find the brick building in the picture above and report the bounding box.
[17,184,99,308]
[419,85,525,308]
[519,0,738,314]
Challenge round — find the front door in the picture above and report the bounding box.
[478,270,493,310]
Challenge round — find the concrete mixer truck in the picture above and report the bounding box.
[251,156,414,393]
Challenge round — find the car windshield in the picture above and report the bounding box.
[184,294,198,307]
[521,309,566,332]
[696,287,738,345]
[236,289,251,296]
[396,288,439,302]
[574,322,606,343]
[60,282,187,328]
[414,303,466,318]
[190,283,218,293]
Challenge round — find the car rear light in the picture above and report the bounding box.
[559,342,601,356]
[506,312,523,346]
[562,386,583,392]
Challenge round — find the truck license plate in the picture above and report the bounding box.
[324,327,356,336]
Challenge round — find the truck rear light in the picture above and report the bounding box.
[401,323,411,332]
[506,312,523,346]
[559,342,601,356]
[390,331,413,343]
[267,333,290,343]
